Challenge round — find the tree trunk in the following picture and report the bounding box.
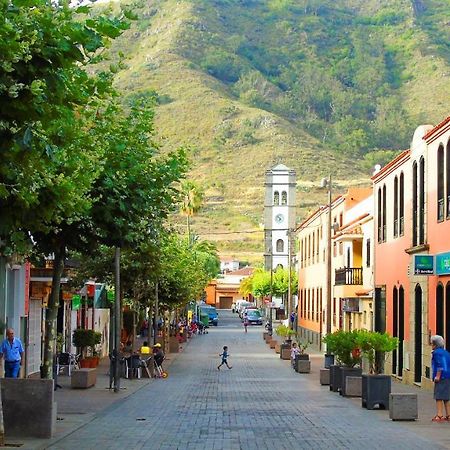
[113,246,121,392]
[42,245,65,379]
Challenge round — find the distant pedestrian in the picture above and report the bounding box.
[243,313,249,333]
[430,335,450,422]
[217,346,232,370]
[0,328,24,378]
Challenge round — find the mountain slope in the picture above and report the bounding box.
[107,0,450,262]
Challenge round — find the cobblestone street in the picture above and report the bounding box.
[46,311,449,450]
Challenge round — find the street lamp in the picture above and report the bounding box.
[321,175,333,338]
[286,228,293,328]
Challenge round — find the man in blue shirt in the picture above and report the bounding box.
[0,328,24,378]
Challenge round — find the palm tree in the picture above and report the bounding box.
[180,181,204,245]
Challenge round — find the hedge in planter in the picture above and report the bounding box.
[356,330,398,409]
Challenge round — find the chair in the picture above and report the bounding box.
[57,353,80,376]
[124,355,142,379]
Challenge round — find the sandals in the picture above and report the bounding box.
[431,415,447,422]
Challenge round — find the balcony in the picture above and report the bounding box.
[335,267,363,286]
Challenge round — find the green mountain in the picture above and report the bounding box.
[107,0,450,262]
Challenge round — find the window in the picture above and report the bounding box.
[281,191,287,205]
[412,162,418,246]
[438,145,444,221]
[419,157,425,245]
[446,141,450,218]
[377,188,382,243]
[273,191,279,205]
[382,184,387,242]
[394,176,398,237]
[399,172,405,235]
[366,238,371,267]
[276,239,284,253]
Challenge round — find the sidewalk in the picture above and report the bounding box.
[14,337,190,450]
[272,341,450,449]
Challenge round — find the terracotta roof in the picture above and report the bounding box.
[423,116,450,142]
[295,195,343,231]
[230,267,254,276]
[371,149,410,181]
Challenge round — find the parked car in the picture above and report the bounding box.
[199,306,218,326]
[246,310,263,325]
[234,299,248,313]
[237,301,254,316]
[240,306,258,319]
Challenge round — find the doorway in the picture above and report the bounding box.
[374,286,386,333]
[392,287,398,375]
[446,282,450,351]
[414,284,422,383]
[398,286,405,377]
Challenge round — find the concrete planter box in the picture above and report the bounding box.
[329,365,342,392]
[280,346,291,360]
[71,368,97,388]
[362,374,391,410]
[269,339,277,349]
[1,379,56,438]
[265,334,272,343]
[340,368,362,396]
[294,354,310,372]
[169,336,179,353]
[389,393,418,421]
[344,376,362,397]
[296,360,311,373]
[320,368,330,385]
[275,343,281,354]
[263,332,270,341]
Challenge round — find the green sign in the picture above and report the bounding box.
[72,294,81,310]
[436,252,450,275]
[414,255,434,275]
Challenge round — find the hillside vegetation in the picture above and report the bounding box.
[106,0,450,263]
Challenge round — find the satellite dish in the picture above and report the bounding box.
[373,164,382,175]
[320,178,328,188]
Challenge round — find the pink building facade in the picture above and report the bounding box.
[373,116,450,388]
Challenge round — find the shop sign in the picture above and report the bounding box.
[72,294,81,311]
[436,251,450,276]
[414,254,434,275]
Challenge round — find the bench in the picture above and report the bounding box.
[389,393,418,421]
[71,368,97,388]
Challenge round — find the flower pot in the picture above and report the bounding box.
[91,356,100,367]
[80,358,94,368]
[329,364,342,392]
[361,374,391,410]
[324,354,334,369]
[280,343,291,360]
[263,332,269,341]
[340,367,362,396]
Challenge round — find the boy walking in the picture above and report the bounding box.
[218,346,232,370]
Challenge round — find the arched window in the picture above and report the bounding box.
[419,157,425,244]
[276,239,284,253]
[281,191,287,205]
[394,176,398,237]
[436,283,444,337]
[412,162,418,246]
[437,145,444,221]
[377,188,382,243]
[446,140,450,218]
[273,191,280,205]
[399,172,405,235]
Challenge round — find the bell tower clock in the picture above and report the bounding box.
[264,164,296,271]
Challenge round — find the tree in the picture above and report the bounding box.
[0,0,130,253]
[180,180,204,245]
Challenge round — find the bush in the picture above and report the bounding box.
[73,329,101,357]
[322,330,361,367]
[356,330,398,374]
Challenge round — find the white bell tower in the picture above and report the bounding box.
[264,164,296,271]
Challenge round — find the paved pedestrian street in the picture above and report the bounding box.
[47,311,448,450]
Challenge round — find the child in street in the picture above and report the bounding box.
[218,346,232,370]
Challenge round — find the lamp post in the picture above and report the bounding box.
[321,175,333,338]
[287,228,292,328]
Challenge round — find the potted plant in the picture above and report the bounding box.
[276,325,295,358]
[357,330,398,409]
[73,329,100,368]
[323,330,362,393]
[294,340,310,372]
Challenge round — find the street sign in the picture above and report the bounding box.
[414,254,434,275]
[436,251,450,275]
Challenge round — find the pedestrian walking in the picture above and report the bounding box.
[243,312,249,333]
[430,335,450,422]
[0,328,24,378]
[217,346,232,370]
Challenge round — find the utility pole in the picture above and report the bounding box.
[153,282,159,346]
[269,244,273,327]
[325,175,333,336]
[287,228,292,328]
